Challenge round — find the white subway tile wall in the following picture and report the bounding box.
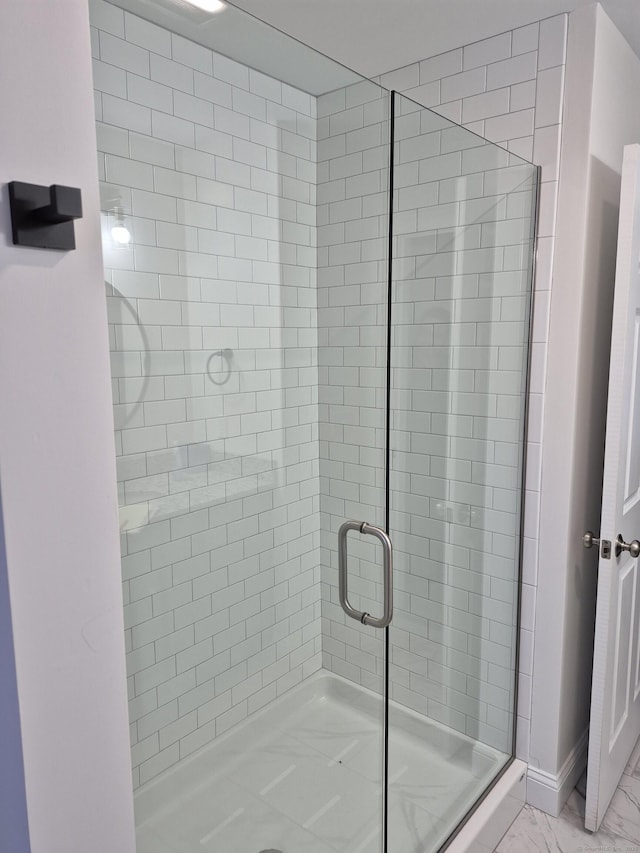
[376,14,568,759]
[93,0,566,786]
[317,82,391,699]
[317,86,537,751]
[92,0,321,788]
[389,106,536,751]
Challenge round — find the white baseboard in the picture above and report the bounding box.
[526,728,589,816]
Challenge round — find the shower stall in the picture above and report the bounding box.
[93,0,538,848]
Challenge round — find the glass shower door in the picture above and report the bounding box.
[315,79,392,852]
[386,91,538,851]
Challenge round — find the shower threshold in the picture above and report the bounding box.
[134,671,507,853]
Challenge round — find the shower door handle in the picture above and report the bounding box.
[338,520,393,629]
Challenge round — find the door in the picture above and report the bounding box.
[328,88,539,852]
[318,78,393,853]
[338,90,538,853]
[586,144,640,831]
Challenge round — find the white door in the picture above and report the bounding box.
[586,143,640,832]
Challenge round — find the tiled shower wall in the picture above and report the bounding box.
[377,15,568,759]
[317,88,536,752]
[388,116,535,751]
[317,83,391,698]
[317,15,567,754]
[91,0,321,788]
[93,0,567,786]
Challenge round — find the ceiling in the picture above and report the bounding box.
[226,0,640,78]
[112,0,640,93]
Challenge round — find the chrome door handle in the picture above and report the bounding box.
[615,534,640,558]
[583,531,612,559]
[583,531,601,549]
[338,520,393,629]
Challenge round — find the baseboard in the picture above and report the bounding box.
[526,727,589,816]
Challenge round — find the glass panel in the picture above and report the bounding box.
[94,0,390,849]
[317,78,391,853]
[387,91,537,851]
[96,0,538,845]
[113,0,363,95]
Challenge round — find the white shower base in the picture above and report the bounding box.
[134,671,508,853]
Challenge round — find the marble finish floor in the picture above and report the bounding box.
[496,739,640,852]
[134,671,507,853]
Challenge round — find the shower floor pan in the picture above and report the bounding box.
[135,671,506,853]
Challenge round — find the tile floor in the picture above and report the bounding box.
[496,739,640,852]
[134,671,506,853]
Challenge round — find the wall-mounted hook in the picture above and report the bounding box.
[8,181,83,250]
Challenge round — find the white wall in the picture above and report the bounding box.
[0,1,136,851]
[529,3,640,814]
